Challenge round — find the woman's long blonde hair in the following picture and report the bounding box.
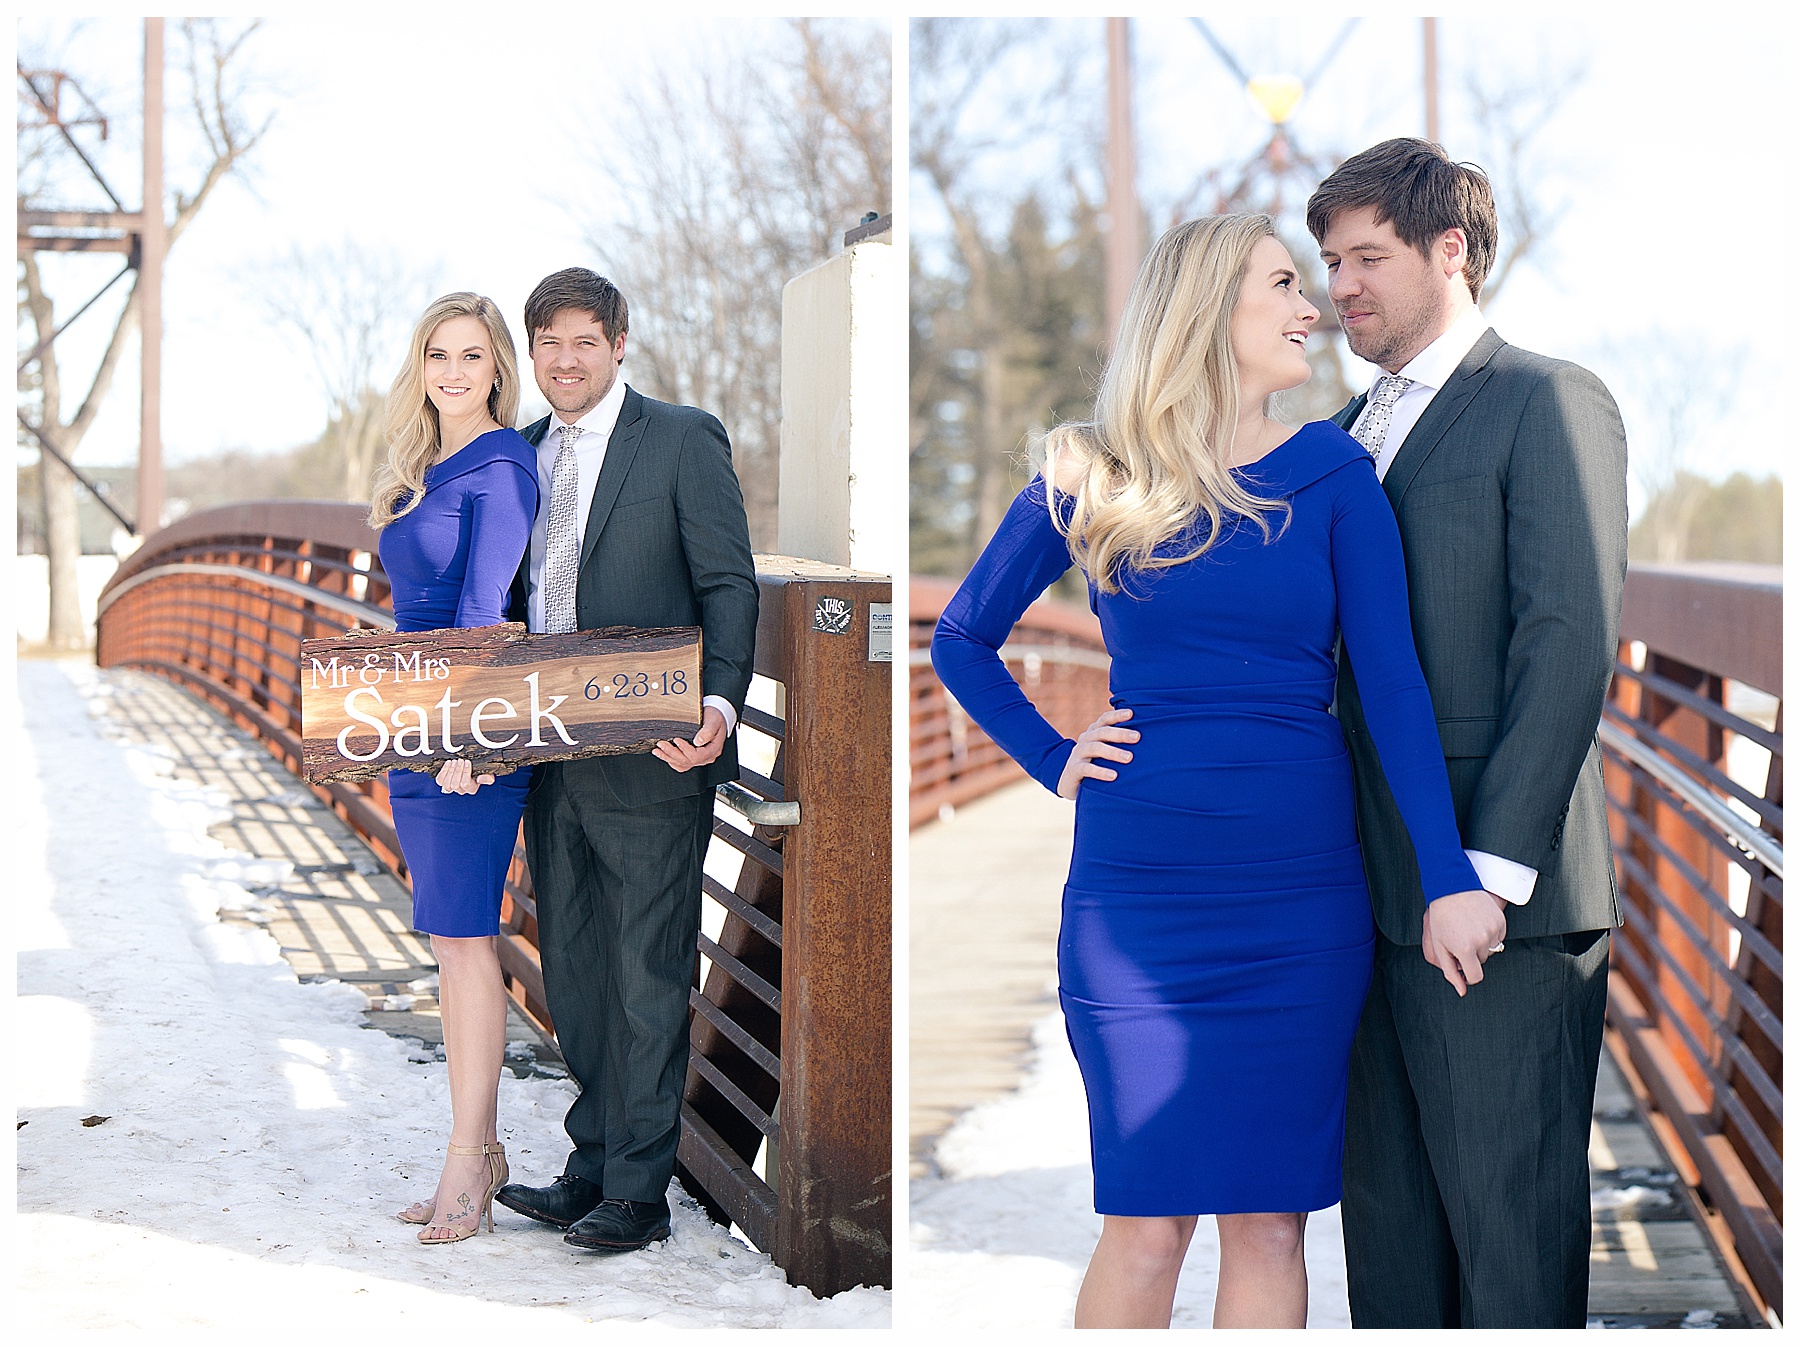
[1045,213,1289,593]
[368,292,522,529]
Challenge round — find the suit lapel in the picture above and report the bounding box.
[578,386,648,575]
[509,416,552,614]
[1333,393,1367,433]
[1382,328,1504,504]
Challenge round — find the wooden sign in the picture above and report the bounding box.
[300,623,702,784]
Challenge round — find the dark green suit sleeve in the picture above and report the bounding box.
[1464,364,1627,870]
[673,411,758,714]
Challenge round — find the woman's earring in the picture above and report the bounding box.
[493,378,501,391]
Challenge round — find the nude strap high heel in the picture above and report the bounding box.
[416,1141,508,1244]
[399,1141,509,1225]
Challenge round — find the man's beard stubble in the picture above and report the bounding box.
[1340,299,1438,373]
[545,376,608,421]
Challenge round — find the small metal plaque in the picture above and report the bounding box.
[813,595,853,635]
[867,603,893,662]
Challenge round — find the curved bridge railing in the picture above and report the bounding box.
[95,501,404,861]
[909,575,1110,828]
[96,501,891,1297]
[908,565,1783,1319]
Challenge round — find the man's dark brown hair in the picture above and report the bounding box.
[1305,138,1499,302]
[524,267,630,346]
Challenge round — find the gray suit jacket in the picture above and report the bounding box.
[509,386,759,807]
[1334,329,1627,943]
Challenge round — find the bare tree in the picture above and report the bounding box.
[1600,330,1748,562]
[911,18,1092,554]
[910,21,1591,579]
[252,243,439,501]
[578,18,891,550]
[1157,35,1587,419]
[18,19,268,648]
[1458,54,1587,309]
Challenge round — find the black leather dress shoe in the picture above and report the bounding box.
[563,1197,672,1251]
[494,1174,603,1229]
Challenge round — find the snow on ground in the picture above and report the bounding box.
[909,1012,1352,1329]
[14,658,888,1331]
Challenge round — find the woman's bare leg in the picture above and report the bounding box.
[1074,1214,1200,1328]
[424,934,507,1223]
[1214,1211,1308,1328]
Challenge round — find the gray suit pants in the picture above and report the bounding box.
[1343,926,1610,1328]
[524,765,712,1203]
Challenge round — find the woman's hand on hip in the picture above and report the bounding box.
[1057,707,1139,800]
[436,756,496,795]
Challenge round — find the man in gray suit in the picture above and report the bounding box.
[495,267,759,1251]
[1306,140,1627,1326]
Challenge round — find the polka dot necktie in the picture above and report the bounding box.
[542,423,583,634]
[1352,374,1416,461]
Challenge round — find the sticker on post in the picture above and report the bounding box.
[813,596,853,635]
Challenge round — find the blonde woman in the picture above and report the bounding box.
[371,293,539,1243]
[931,216,1499,1326]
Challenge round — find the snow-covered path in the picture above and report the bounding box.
[910,1012,1352,1328]
[14,659,888,1331]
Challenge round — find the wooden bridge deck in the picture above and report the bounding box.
[910,777,1761,1327]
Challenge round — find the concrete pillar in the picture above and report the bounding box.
[776,238,902,577]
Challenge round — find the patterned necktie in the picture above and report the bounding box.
[542,423,583,634]
[1352,374,1416,461]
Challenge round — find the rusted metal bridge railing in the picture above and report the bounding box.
[909,565,1784,1319]
[1598,563,1782,1323]
[94,501,891,1297]
[909,576,1110,828]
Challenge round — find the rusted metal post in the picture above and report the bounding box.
[771,561,892,1294]
[138,18,165,537]
[1422,18,1440,144]
[1105,17,1140,351]
[1644,653,1730,1095]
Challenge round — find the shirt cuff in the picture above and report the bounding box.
[702,695,738,736]
[1467,848,1537,905]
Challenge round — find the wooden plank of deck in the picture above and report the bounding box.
[1586,1049,1762,1327]
[909,778,1070,1176]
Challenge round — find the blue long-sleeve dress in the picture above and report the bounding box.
[931,421,1480,1215]
[377,428,539,938]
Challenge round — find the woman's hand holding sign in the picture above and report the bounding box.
[435,756,496,794]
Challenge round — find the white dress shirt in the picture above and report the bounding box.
[1350,305,1536,907]
[525,376,737,735]
[1351,305,1490,484]
[526,375,628,633]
